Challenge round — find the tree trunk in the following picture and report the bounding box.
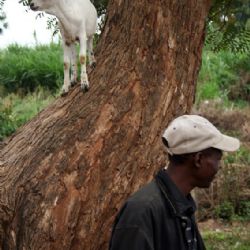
[0,0,211,249]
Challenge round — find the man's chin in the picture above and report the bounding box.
[198,181,212,189]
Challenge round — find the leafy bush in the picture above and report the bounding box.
[196,50,250,106]
[0,43,63,95]
[236,201,250,220]
[215,201,234,221]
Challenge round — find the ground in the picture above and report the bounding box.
[199,219,250,250]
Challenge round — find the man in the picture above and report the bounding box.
[109,115,240,250]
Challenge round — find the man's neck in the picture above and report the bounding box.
[166,164,194,196]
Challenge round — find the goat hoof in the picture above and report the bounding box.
[90,62,96,69]
[61,90,69,97]
[70,81,77,87]
[81,84,89,92]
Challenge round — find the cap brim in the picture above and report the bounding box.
[213,134,240,152]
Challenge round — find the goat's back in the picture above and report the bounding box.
[64,0,97,35]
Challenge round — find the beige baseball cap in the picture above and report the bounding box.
[162,115,240,155]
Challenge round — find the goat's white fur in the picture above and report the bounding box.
[30,0,97,95]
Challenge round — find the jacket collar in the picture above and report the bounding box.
[155,169,196,216]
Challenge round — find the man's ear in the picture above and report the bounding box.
[194,152,202,168]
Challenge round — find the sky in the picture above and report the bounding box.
[0,1,57,48]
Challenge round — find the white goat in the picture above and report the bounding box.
[30,0,97,95]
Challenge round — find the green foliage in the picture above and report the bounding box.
[196,49,250,106]
[224,146,250,165]
[215,201,235,221]
[0,99,16,140]
[0,44,63,95]
[206,24,250,53]
[207,0,250,52]
[236,201,250,220]
[196,81,221,101]
[0,88,54,140]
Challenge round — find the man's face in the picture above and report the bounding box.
[195,148,223,188]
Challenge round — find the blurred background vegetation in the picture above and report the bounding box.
[0,0,249,249]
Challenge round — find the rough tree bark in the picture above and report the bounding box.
[0,0,211,249]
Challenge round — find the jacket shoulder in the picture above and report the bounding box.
[115,181,167,227]
[128,180,162,204]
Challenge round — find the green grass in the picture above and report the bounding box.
[0,43,63,95]
[0,88,55,140]
[196,49,250,107]
[202,228,250,250]
[224,146,250,165]
[0,43,64,140]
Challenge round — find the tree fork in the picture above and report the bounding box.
[0,0,211,249]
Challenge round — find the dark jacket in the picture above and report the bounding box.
[109,169,206,250]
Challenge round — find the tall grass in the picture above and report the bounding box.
[0,43,63,95]
[0,88,54,140]
[196,49,250,106]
